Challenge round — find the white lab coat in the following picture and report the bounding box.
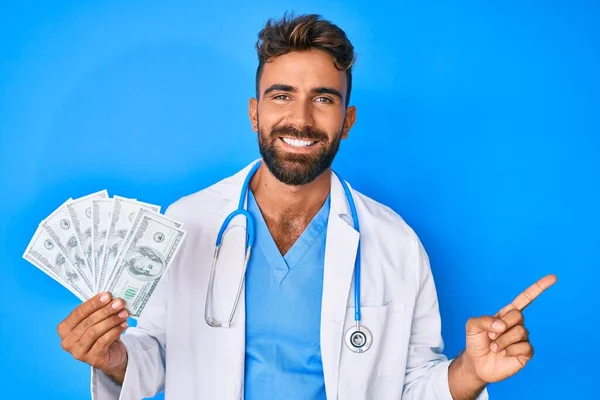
[91,160,489,400]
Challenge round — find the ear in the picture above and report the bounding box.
[249,97,258,132]
[341,105,356,139]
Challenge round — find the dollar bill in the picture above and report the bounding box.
[99,196,160,292]
[105,212,186,317]
[66,190,108,279]
[23,227,92,301]
[102,208,182,292]
[92,198,115,291]
[41,199,94,292]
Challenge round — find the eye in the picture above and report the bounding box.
[273,94,290,101]
[316,97,333,104]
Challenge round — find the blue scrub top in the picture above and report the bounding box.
[244,190,330,400]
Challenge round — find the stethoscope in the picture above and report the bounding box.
[204,161,373,354]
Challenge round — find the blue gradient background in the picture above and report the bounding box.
[0,1,597,399]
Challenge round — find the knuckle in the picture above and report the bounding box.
[70,326,85,339]
[523,289,535,301]
[514,310,524,324]
[80,326,97,345]
[86,325,98,340]
[57,322,66,338]
[88,355,101,368]
[76,306,87,320]
[516,325,527,339]
[60,339,70,352]
[96,335,109,348]
[499,306,511,317]
[71,348,84,361]
[89,297,100,310]
[79,317,93,331]
[103,305,114,318]
[87,358,96,368]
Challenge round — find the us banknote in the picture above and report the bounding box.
[66,190,108,277]
[41,199,94,292]
[103,208,182,291]
[92,198,115,291]
[24,191,186,318]
[99,196,160,292]
[105,211,186,317]
[23,226,92,301]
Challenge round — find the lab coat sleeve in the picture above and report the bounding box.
[401,237,489,400]
[90,208,175,400]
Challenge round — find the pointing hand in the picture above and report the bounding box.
[464,274,557,383]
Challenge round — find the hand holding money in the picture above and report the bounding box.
[23,190,186,317]
[57,292,129,384]
[25,190,185,376]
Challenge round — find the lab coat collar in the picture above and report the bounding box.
[211,159,261,202]
[211,159,359,399]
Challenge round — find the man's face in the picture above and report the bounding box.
[249,49,356,185]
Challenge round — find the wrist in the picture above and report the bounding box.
[448,351,487,400]
[104,360,127,386]
[459,351,487,386]
[102,344,128,385]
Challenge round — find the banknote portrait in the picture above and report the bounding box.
[124,246,165,281]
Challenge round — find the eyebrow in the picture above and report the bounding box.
[263,84,344,101]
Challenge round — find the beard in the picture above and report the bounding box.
[257,123,342,186]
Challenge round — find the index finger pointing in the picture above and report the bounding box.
[58,292,112,336]
[497,274,557,317]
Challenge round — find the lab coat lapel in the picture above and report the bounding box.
[205,160,260,399]
[320,172,359,400]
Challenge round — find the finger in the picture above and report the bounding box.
[86,323,128,368]
[466,315,508,336]
[70,299,126,340]
[501,341,534,362]
[490,325,528,353]
[497,274,557,317]
[73,308,129,355]
[58,292,112,338]
[61,299,125,350]
[488,309,524,340]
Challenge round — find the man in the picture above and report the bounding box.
[57,13,556,399]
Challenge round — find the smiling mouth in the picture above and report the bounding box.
[280,137,318,147]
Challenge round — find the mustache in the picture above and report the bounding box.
[270,125,329,142]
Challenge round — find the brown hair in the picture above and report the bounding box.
[255,12,356,107]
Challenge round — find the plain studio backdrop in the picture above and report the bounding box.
[0,1,597,398]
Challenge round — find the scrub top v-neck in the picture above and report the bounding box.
[244,189,330,400]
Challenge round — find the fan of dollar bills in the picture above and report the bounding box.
[23,190,187,318]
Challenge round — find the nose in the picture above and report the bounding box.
[287,98,314,128]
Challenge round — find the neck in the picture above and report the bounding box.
[249,162,331,221]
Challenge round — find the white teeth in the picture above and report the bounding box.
[281,137,316,147]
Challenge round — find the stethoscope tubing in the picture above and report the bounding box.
[207,160,367,347]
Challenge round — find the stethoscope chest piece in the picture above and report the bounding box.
[344,324,373,353]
